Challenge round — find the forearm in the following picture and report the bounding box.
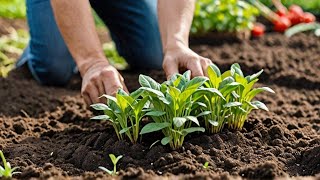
[51,0,107,76]
[158,0,195,53]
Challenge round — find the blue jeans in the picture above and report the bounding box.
[18,0,163,86]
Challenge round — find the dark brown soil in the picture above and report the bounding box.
[1,19,320,179]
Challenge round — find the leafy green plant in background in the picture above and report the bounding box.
[0,150,20,178]
[99,154,123,176]
[139,71,206,150]
[0,0,26,19]
[91,89,149,144]
[102,42,128,70]
[0,28,29,77]
[192,0,259,34]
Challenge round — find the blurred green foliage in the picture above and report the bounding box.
[0,0,26,19]
[192,0,259,34]
[102,42,128,70]
[259,0,320,14]
[0,29,29,77]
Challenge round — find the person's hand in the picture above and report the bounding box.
[79,60,128,105]
[162,44,213,79]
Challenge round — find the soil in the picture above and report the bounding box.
[1,18,320,179]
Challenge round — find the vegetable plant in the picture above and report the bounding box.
[220,63,274,130]
[0,150,20,178]
[99,154,123,176]
[192,0,259,34]
[139,71,206,149]
[91,89,149,144]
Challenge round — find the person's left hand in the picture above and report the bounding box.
[162,44,213,80]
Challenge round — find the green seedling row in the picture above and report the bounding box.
[91,63,274,149]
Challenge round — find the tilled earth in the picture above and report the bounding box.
[0,24,319,179]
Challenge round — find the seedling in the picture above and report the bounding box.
[91,88,149,144]
[99,154,123,176]
[222,63,274,130]
[139,71,206,149]
[0,150,20,178]
[203,162,209,169]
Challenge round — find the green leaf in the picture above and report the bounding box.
[231,63,244,77]
[219,77,235,89]
[168,86,181,98]
[251,101,269,111]
[246,69,263,83]
[130,88,144,99]
[140,122,170,134]
[145,111,166,117]
[183,70,191,81]
[139,74,161,90]
[208,63,221,77]
[109,154,123,165]
[246,87,275,101]
[198,87,225,100]
[182,127,205,135]
[173,117,187,128]
[90,103,110,111]
[209,120,219,126]
[100,94,117,103]
[186,116,200,126]
[185,76,208,90]
[140,87,164,97]
[119,126,131,134]
[134,97,148,116]
[99,166,113,175]
[221,70,231,80]
[224,102,242,108]
[161,136,172,145]
[90,115,110,120]
[197,111,211,117]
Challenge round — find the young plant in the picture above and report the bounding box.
[203,162,209,169]
[0,150,20,178]
[223,63,274,130]
[139,71,206,149]
[91,88,149,144]
[199,64,241,133]
[99,154,123,176]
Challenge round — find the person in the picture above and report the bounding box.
[17,0,213,105]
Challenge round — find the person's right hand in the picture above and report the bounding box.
[79,60,128,106]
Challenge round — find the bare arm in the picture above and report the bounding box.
[51,0,127,105]
[158,0,212,79]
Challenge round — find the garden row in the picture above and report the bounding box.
[91,63,274,150]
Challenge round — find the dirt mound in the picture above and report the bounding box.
[1,32,319,179]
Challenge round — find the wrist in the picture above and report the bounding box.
[163,37,188,54]
[78,58,110,77]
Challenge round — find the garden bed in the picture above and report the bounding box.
[0,27,319,179]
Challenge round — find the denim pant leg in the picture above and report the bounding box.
[90,0,163,69]
[18,0,76,86]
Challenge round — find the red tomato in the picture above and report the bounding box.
[251,24,265,37]
[276,10,287,17]
[273,16,291,32]
[303,12,316,23]
[288,5,304,25]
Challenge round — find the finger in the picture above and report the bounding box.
[87,84,100,103]
[200,58,213,77]
[118,74,129,93]
[188,59,204,78]
[102,80,121,97]
[83,93,92,106]
[163,58,179,80]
